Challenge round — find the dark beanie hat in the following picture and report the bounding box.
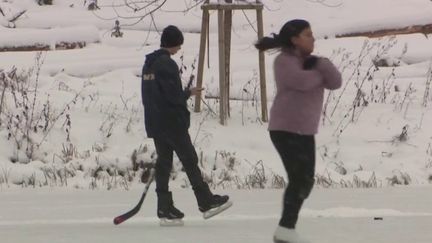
[160,25,184,48]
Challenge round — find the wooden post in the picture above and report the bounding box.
[218,10,227,125]
[194,8,210,112]
[224,9,232,117]
[257,7,268,122]
[196,1,267,125]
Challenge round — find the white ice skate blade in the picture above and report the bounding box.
[274,238,296,243]
[159,218,184,227]
[274,237,310,243]
[203,201,233,219]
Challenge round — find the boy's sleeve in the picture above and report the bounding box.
[155,57,188,107]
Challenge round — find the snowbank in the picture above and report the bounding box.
[0,25,100,50]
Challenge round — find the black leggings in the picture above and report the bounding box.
[270,131,315,229]
[153,129,212,205]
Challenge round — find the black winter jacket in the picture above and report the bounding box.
[141,49,191,138]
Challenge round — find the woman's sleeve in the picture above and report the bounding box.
[274,56,323,91]
[316,58,342,90]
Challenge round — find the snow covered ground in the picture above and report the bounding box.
[1,0,432,189]
[1,187,432,243]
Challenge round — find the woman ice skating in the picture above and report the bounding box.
[255,19,342,243]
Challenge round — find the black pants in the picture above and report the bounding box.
[153,129,211,206]
[270,131,316,229]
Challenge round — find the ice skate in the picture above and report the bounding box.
[158,205,185,227]
[199,195,232,219]
[273,226,310,243]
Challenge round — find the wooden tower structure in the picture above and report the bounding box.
[194,0,268,125]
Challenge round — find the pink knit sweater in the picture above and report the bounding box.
[268,50,342,135]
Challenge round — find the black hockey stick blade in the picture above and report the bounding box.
[113,168,156,225]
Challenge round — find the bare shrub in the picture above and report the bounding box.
[316,170,379,188]
[387,170,411,186]
[0,54,84,162]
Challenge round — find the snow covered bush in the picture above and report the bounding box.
[38,0,53,5]
[0,53,79,162]
[386,170,411,186]
[315,170,379,188]
[86,0,99,10]
[423,64,432,107]
[184,150,287,190]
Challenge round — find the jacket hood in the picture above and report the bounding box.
[144,49,170,68]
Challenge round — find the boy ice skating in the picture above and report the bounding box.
[141,25,232,226]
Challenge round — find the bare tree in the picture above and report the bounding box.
[95,0,340,28]
[305,0,342,7]
[94,0,205,27]
[1,9,27,28]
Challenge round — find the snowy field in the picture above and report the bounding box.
[1,187,432,243]
[1,0,432,189]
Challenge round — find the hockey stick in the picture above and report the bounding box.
[113,168,156,225]
[186,74,195,90]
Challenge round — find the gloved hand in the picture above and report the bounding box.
[303,55,319,70]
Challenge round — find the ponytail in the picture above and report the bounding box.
[255,19,310,52]
[255,34,281,51]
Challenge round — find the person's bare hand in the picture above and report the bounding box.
[189,87,204,96]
